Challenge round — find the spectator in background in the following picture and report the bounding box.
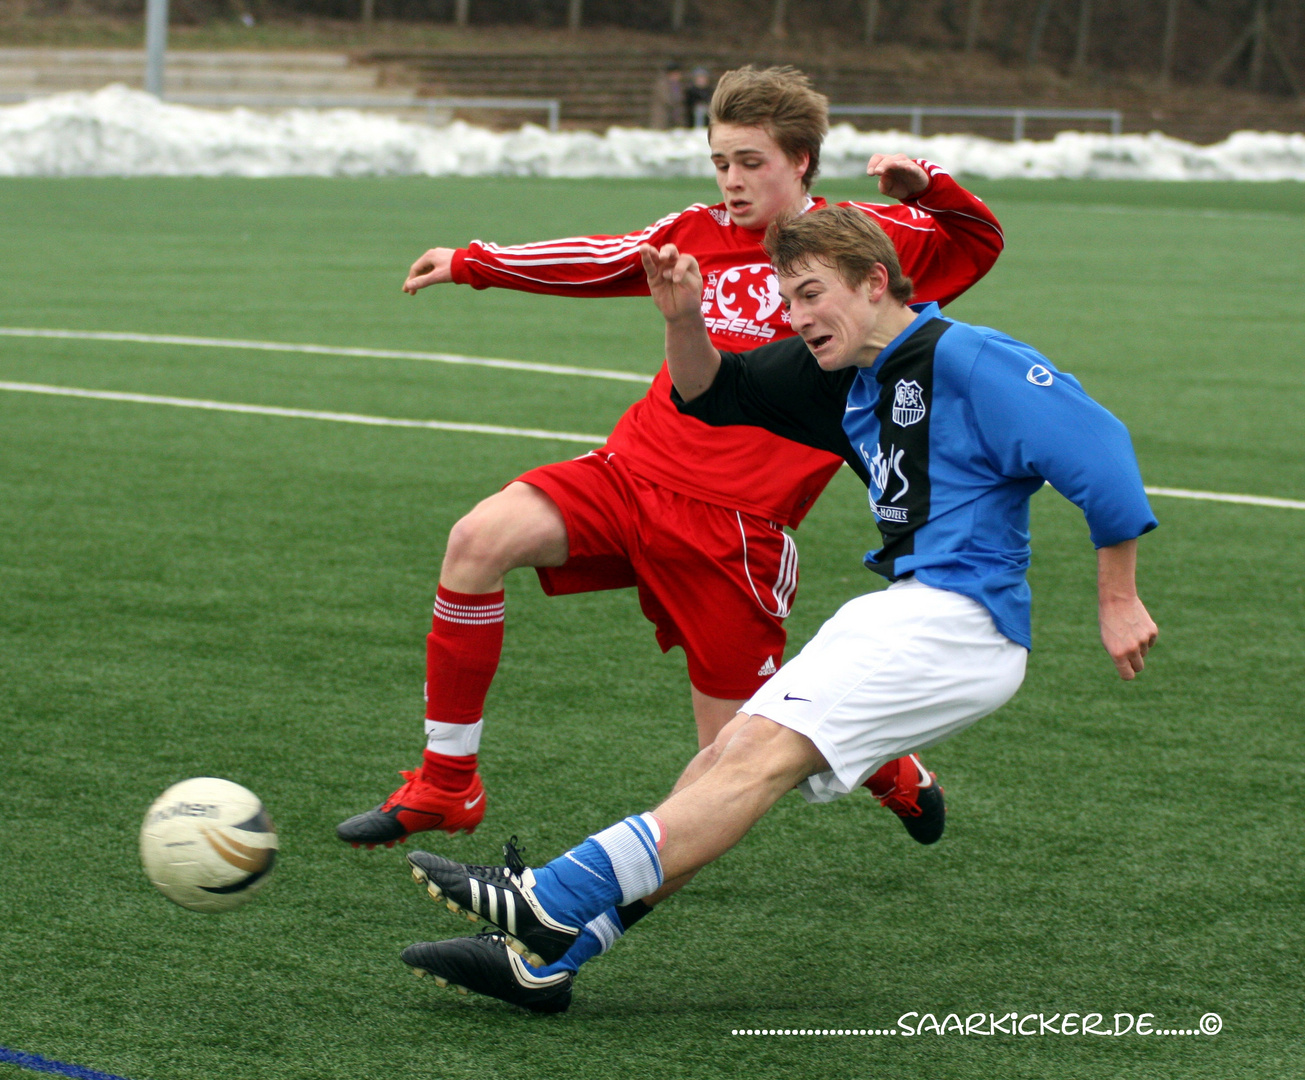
[684,66,713,127]
[651,62,686,129]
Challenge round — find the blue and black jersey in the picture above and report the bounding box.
[673,302,1157,649]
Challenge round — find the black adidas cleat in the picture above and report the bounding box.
[402,932,573,1014]
[406,840,580,968]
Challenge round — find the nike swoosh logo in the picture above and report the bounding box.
[784,693,811,702]
[464,793,484,810]
[909,754,933,788]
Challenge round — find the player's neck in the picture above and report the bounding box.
[853,302,918,367]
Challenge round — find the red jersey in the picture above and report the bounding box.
[450,161,1004,528]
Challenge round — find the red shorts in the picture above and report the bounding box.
[515,450,798,700]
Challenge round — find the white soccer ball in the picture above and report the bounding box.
[139,777,278,913]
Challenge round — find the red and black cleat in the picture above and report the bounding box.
[864,754,945,845]
[336,769,486,848]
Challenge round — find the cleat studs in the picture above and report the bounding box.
[351,842,361,849]
[505,938,526,957]
[455,985,468,996]
[384,841,395,849]
[411,867,427,885]
[443,897,458,911]
[525,953,545,969]
[433,976,448,988]
[412,968,427,978]
[466,912,480,923]
[366,844,376,851]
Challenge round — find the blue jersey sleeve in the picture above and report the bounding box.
[965,334,1158,548]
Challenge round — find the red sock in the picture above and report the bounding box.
[421,584,504,789]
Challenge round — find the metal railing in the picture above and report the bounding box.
[0,90,562,131]
[828,104,1123,140]
[694,102,1122,140]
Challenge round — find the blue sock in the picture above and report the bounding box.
[536,901,655,977]
[528,814,663,929]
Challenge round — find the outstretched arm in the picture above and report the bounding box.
[639,243,720,402]
[406,210,692,299]
[403,247,456,293]
[1097,539,1158,680]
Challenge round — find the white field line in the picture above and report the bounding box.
[1142,486,1305,511]
[0,381,607,445]
[0,327,654,385]
[2,367,1303,513]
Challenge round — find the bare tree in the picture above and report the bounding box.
[964,0,984,52]
[864,0,881,45]
[771,0,787,39]
[1159,0,1180,87]
[1208,0,1303,97]
[1025,0,1055,67]
[1072,0,1092,71]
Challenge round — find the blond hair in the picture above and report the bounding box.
[764,205,914,302]
[708,66,829,190]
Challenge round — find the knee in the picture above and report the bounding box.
[443,507,500,573]
[714,716,822,789]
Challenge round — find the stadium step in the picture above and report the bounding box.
[0,48,386,98]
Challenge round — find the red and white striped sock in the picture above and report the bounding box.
[421,584,505,790]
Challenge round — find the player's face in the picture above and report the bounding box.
[709,123,810,231]
[779,260,883,370]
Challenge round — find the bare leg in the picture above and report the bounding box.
[690,687,746,749]
[440,481,569,592]
[642,715,826,888]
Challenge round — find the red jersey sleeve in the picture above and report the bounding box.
[842,161,1004,307]
[449,206,702,298]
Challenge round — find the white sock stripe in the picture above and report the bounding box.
[591,816,664,905]
[434,597,506,614]
[586,912,621,954]
[637,812,663,848]
[424,718,484,756]
[432,612,505,625]
[433,599,505,624]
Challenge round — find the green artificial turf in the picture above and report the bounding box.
[1,176,1303,1080]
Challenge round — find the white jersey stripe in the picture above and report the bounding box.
[848,202,939,233]
[475,208,692,256]
[458,258,638,288]
[912,198,1006,243]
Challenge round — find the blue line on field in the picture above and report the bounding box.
[0,1046,133,1080]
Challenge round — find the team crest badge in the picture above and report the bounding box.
[892,380,927,426]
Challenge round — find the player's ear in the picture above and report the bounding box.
[863,263,890,303]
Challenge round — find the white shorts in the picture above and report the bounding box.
[742,579,1028,803]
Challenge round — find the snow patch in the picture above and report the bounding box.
[2,85,1303,181]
